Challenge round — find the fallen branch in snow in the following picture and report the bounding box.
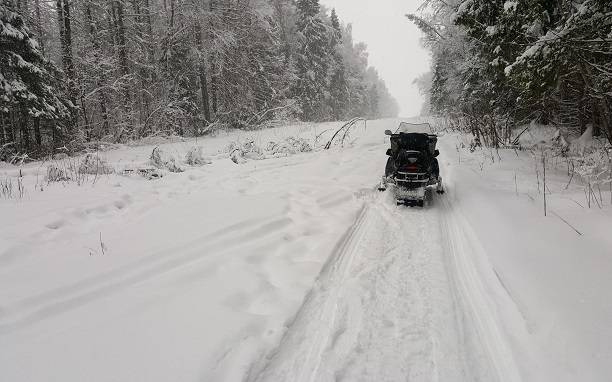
[564,160,575,190]
[512,124,532,146]
[100,232,107,255]
[314,129,331,147]
[324,118,366,150]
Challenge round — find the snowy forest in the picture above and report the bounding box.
[410,0,611,146]
[0,0,398,158]
[4,1,612,380]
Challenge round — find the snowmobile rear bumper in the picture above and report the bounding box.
[380,174,444,206]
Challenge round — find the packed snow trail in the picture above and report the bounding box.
[8,118,611,381]
[250,193,469,381]
[250,181,522,381]
[0,119,520,381]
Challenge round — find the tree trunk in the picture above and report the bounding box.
[579,63,603,137]
[112,0,131,138]
[56,0,77,139]
[591,102,601,137]
[34,0,45,54]
[143,0,156,82]
[113,1,129,78]
[33,117,42,146]
[5,114,15,143]
[169,0,175,28]
[20,109,30,149]
[0,115,6,145]
[57,0,75,80]
[199,64,211,124]
[194,13,211,125]
[56,0,65,60]
[210,0,218,115]
[597,97,611,143]
[85,3,110,137]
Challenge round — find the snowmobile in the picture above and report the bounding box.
[378,123,444,206]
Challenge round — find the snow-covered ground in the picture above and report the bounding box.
[1,119,611,381]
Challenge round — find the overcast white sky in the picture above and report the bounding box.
[320,0,430,117]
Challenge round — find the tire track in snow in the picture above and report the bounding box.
[0,216,296,334]
[439,196,522,382]
[248,203,371,382]
[250,193,475,382]
[438,137,523,382]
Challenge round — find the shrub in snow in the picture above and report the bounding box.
[551,129,569,154]
[573,149,610,182]
[230,151,247,164]
[47,165,71,182]
[227,140,264,164]
[185,146,211,166]
[228,137,313,164]
[569,125,598,156]
[0,143,16,162]
[78,154,114,175]
[0,176,25,199]
[267,137,312,156]
[150,147,184,173]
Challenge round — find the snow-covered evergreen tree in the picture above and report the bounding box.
[0,3,72,151]
[294,0,331,121]
[410,0,611,144]
[0,0,398,155]
[328,8,349,120]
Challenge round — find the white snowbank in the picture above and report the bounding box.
[2,120,612,381]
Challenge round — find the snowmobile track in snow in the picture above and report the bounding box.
[440,197,521,382]
[249,192,505,381]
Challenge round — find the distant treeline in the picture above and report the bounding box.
[0,0,398,158]
[410,0,611,145]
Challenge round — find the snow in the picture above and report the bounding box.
[2,119,612,381]
[442,132,612,381]
[504,1,518,12]
[570,124,594,154]
[456,0,474,16]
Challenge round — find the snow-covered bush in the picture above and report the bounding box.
[551,129,570,154]
[46,165,71,182]
[266,137,312,157]
[78,154,114,175]
[227,136,314,164]
[150,147,184,173]
[227,140,264,164]
[0,176,25,199]
[185,146,211,166]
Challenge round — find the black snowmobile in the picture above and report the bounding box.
[378,122,444,206]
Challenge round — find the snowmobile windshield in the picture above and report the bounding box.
[394,133,431,152]
[395,122,432,134]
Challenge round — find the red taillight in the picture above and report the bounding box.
[405,165,418,172]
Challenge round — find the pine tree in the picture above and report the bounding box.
[0,0,397,153]
[328,8,348,120]
[411,0,611,144]
[0,4,72,150]
[294,0,330,121]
